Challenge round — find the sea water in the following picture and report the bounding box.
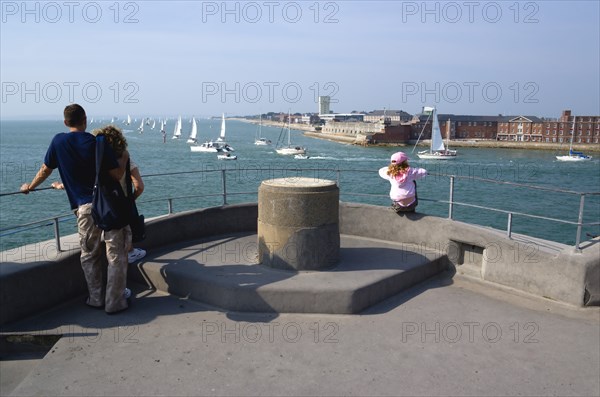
[1,118,599,251]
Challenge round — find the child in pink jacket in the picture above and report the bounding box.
[379,152,428,213]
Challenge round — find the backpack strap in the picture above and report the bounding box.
[125,158,132,197]
[95,135,105,182]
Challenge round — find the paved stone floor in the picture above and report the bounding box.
[1,271,599,396]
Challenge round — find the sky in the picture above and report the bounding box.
[1,0,599,119]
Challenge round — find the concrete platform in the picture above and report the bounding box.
[128,233,447,314]
[1,273,598,396]
[1,202,599,396]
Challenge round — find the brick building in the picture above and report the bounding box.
[542,110,600,144]
[312,109,600,147]
[411,113,502,141]
[496,110,600,145]
[497,116,545,142]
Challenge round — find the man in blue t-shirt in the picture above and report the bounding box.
[21,104,131,314]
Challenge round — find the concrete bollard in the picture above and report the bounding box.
[258,177,340,271]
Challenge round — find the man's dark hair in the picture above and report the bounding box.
[64,104,86,127]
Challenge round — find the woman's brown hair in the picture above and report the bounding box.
[92,125,127,157]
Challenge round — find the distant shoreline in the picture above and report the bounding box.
[233,118,600,153]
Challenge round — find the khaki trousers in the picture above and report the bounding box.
[76,203,130,313]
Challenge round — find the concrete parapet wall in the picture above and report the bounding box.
[0,204,258,326]
[339,202,600,307]
[139,204,258,249]
[0,245,87,326]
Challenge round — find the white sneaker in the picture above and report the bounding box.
[123,288,132,299]
[128,248,146,264]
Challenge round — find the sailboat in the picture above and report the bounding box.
[137,118,144,134]
[191,115,227,152]
[160,120,167,143]
[556,116,592,162]
[190,140,220,152]
[187,118,198,144]
[124,115,131,125]
[214,113,234,152]
[254,115,271,145]
[172,116,182,139]
[276,112,306,155]
[415,107,457,160]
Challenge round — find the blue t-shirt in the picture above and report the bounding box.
[44,131,118,209]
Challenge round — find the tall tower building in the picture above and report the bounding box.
[319,96,331,115]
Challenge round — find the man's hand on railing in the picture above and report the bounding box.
[20,164,54,194]
[20,183,31,194]
[19,182,62,194]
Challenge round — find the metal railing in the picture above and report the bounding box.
[1,168,599,252]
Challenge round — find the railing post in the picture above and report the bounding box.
[222,169,228,205]
[168,198,173,215]
[507,213,513,239]
[53,217,62,252]
[448,176,454,219]
[575,193,585,252]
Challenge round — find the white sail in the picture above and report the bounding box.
[138,118,144,133]
[191,118,197,139]
[172,116,182,139]
[254,114,271,145]
[218,113,226,141]
[125,114,131,125]
[187,118,198,143]
[430,109,445,152]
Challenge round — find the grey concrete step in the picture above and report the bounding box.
[128,232,448,313]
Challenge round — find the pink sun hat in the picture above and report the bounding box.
[390,152,408,164]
